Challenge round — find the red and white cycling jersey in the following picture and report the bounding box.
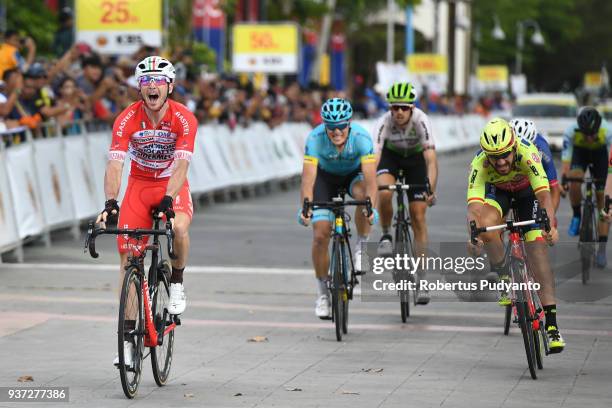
[108,99,198,179]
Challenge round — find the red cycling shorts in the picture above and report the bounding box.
[117,176,193,254]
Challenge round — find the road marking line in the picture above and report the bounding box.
[1,293,610,322]
[2,263,312,275]
[4,310,612,337]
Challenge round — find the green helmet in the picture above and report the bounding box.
[386,82,417,104]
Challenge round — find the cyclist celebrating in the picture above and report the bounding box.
[373,82,437,304]
[509,119,561,213]
[298,98,378,319]
[562,107,611,267]
[467,118,565,353]
[95,56,198,365]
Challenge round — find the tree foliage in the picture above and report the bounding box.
[473,0,612,91]
[4,0,58,56]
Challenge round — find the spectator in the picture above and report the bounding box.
[54,76,91,134]
[53,7,75,57]
[0,68,23,130]
[76,55,117,123]
[0,30,36,78]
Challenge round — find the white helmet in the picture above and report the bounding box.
[135,56,175,82]
[509,118,537,143]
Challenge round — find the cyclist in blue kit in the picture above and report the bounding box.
[298,98,379,318]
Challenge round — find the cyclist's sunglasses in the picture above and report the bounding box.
[138,75,169,86]
[487,150,513,161]
[390,104,413,112]
[325,122,349,131]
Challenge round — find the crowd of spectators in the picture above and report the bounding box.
[0,13,510,145]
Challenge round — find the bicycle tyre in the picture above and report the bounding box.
[503,304,511,335]
[341,244,349,335]
[151,264,174,386]
[331,242,343,342]
[118,265,144,398]
[534,326,544,370]
[396,224,410,322]
[580,202,595,284]
[516,300,537,379]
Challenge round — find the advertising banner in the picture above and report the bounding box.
[232,23,298,73]
[76,0,162,55]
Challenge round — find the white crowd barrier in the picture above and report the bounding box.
[0,115,485,260]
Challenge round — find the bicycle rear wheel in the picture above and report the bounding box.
[118,265,144,398]
[516,300,537,379]
[503,304,511,335]
[579,202,595,284]
[151,263,174,386]
[331,242,343,342]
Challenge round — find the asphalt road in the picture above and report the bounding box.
[1,150,611,407]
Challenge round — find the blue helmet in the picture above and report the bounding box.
[321,98,353,124]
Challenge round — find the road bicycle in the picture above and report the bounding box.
[85,216,179,398]
[378,170,430,322]
[563,164,604,284]
[303,193,372,341]
[470,203,551,379]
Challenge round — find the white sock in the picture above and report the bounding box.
[316,277,328,297]
[356,235,369,250]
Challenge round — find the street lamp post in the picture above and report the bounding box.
[515,19,545,75]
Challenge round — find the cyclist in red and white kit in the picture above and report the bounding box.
[96,56,197,365]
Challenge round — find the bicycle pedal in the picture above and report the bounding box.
[319,315,332,321]
[173,316,182,325]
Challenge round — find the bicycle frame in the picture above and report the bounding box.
[86,219,178,348]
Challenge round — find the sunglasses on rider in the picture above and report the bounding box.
[390,104,413,112]
[325,122,349,131]
[138,75,169,87]
[486,150,513,161]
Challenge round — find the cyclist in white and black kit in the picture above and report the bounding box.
[372,82,438,304]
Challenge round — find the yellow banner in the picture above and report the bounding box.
[584,72,602,88]
[76,0,161,30]
[407,54,447,74]
[477,65,509,83]
[233,24,298,54]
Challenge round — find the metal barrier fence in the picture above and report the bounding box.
[0,115,485,261]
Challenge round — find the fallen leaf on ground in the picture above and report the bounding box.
[362,368,384,373]
[17,376,33,382]
[285,387,302,392]
[234,393,243,397]
[341,390,360,395]
[248,336,268,342]
[184,393,194,398]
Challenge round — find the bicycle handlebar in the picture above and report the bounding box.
[302,196,373,218]
[85,218,176,260]
[378,177,432,195]
[469,208,551,245]
[562,175,605,184]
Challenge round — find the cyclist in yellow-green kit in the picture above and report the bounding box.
[562,107,612,267]
[467,118,565,353]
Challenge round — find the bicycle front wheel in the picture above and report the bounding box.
[579,202,596,284]
[118,265,145,398]
[331,242,344,342]
[151,264,175,386]
[395,224,411,322]
[516,300,537,379]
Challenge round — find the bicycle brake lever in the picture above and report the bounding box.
[469,220,479,245]
[166,221,177,260]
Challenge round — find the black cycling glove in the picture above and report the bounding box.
[101,198,120,222]
[155,195,175,220]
